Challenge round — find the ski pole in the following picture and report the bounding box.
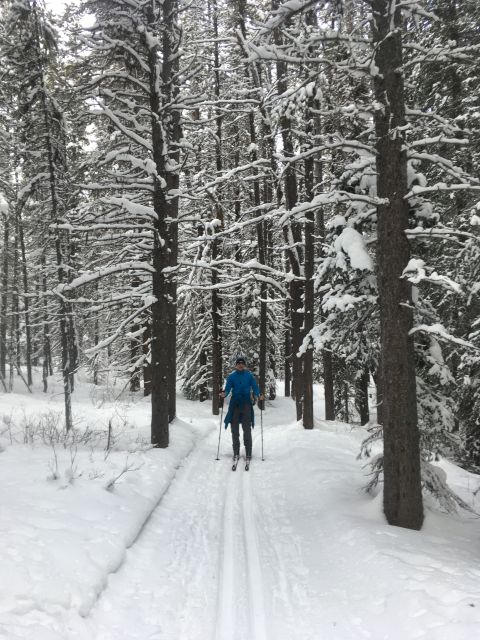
[216,396,224,460]
[261,392,265,461]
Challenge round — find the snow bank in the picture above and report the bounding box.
[0,378,212,639]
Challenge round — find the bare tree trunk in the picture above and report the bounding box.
[210,0,223,417]
[312,129,335,420]
[302,79,316,429]
[355,368,370,425]
[1,211,8,380]
[236,0,268,407]
[303,202,314,428]
[13,214,20,373]
[323,351,335,420]
[284,298,291,398]
[17,208,32,386]
[372,0,423,530]
[142,319,152,396]
[148,0,181,446]
[343,381,350,424]
[130,322,141,392]
[249,111,267,405]
[93,314,99,386]
[272,0,304,418]
[168,226,178,423]
[199,318,208,401]
[41,251,52,392]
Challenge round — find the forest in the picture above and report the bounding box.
[0,0,480,640]
[1,0,480,521]
[1,1,480,637]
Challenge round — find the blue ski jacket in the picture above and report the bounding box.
[223,369,260,429]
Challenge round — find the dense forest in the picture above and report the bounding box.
[0,0,479,532]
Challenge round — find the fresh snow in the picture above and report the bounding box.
[334,226,373,271]
[1,378,480,639]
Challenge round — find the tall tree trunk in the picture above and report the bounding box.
[198,310,208,402]
[143,318,152,397]
[13,213,20,373]
[130,322,141,392]
[65,234,78,392]
[272,0,304,418]
[1,211,9,380]
[313,114,335,420]
[372,0,423,530]
[236,0,268,406]
[343,381,350,424]
[93,314,99,386]
[168,225,178,423]
[323,350,335,420]
[315,186,335,418]
[211,0,224,416]
[148,0,181,446]
[41,251,52,392]
[284,298,291,398]
[355,368,370,426]
[302,74,317,429]
[17,207,32,386]
[249,112,267,405]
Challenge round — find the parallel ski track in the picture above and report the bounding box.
[86,422,270,640]
[215,469,237,640]
[215,426,268,640]
[242,469,268,640]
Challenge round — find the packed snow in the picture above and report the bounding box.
[1,376,480,639]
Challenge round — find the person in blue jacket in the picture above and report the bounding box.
[220,356,263,463]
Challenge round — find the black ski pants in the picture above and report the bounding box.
[231,402,252,458]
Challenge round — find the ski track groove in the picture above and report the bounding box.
[86,419,291,640]
[242,469,268,640]
[215,468,237,640]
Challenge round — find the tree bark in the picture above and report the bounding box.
[17,207,32,386]
[372,0,423,530]
[272,0,304,419]
[143,319,152,396]
[210,0,224,417]
[1,211,9,380]
[303,167,314,429]
[284,298,291,397]
[355,368,370,426]
[323,350,335,420]
[148,0,181,446]
[41,251,52,392]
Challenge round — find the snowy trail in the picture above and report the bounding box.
[85,426,228,640]
[215,469,237,640]
[4,390,480,640]
[215,456,268,640]
[241,471,267,640]
[83,422,279,640]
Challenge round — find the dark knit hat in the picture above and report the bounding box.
[235,356,247,365]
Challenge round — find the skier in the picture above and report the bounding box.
[220,356,263,470]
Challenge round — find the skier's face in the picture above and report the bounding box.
[236,361,246,371]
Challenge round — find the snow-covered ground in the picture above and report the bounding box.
[1,376,480,639]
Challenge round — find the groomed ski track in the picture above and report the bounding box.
[84,412,306,640]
